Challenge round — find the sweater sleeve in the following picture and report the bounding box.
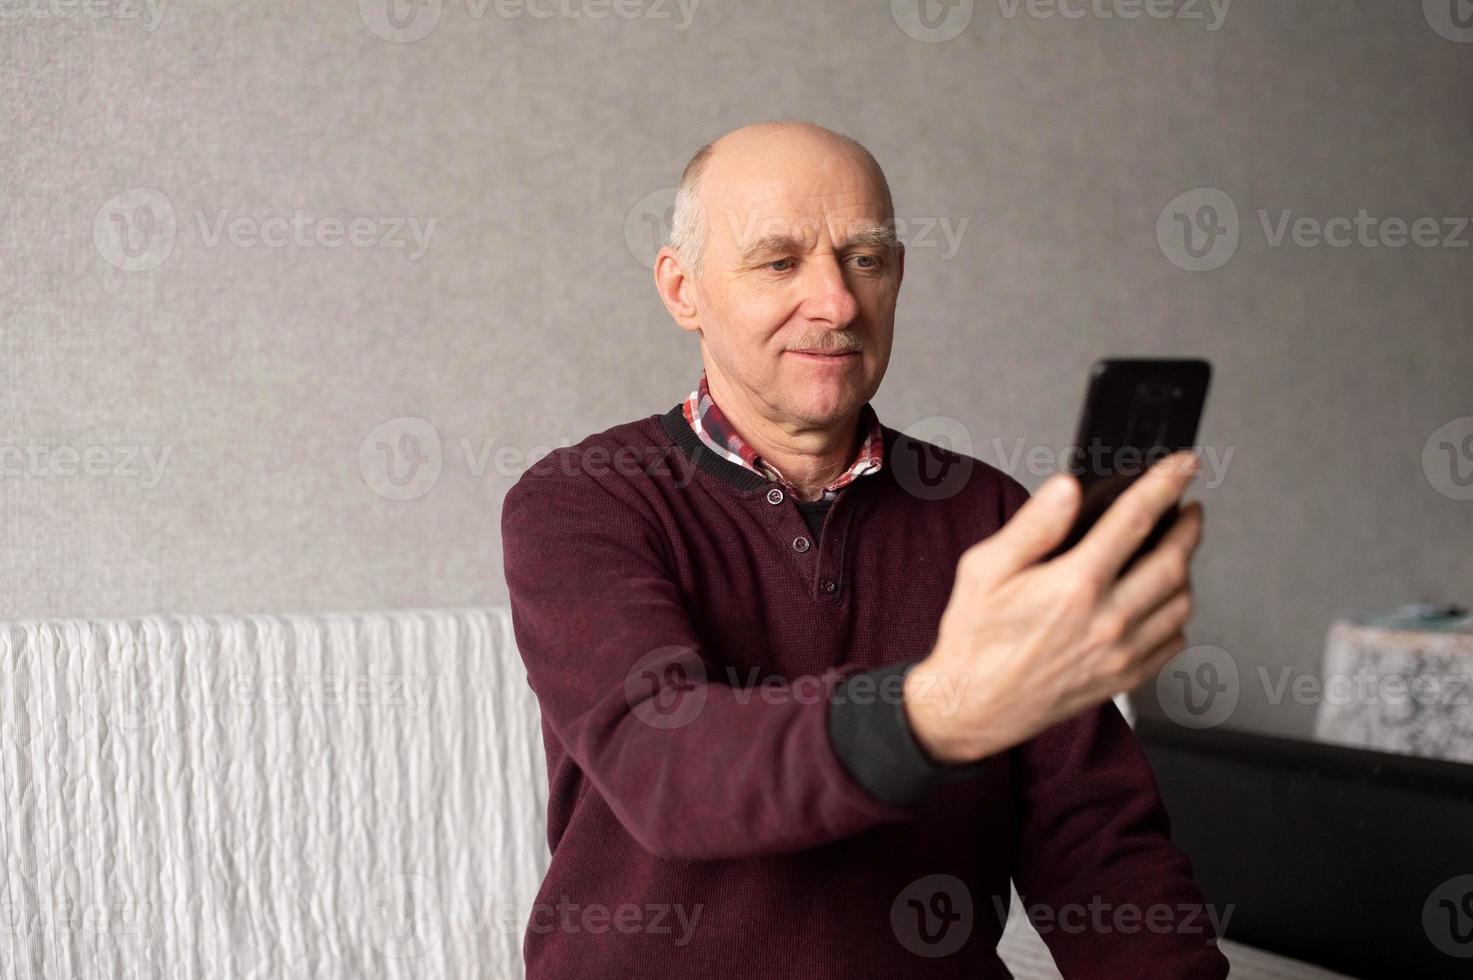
[500,466,938,861]
[1003,478,1230,978]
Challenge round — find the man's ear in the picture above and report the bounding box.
[654,246,701,334]
[895,241,905,291]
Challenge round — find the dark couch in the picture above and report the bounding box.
[1136,718,1473,979]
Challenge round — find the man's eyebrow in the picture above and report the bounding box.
[738,233,803,263]
[737,225,899,263]
[837,225,900,251]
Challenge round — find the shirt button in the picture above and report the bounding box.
[766,488,784,505]
[820,577,837,594]
[792,536,811,553]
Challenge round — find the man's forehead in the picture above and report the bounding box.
[705,180,891,252]
[709,165,883,215]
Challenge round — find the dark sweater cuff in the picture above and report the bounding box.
[827,659,989,809]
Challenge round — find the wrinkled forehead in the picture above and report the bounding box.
[700,156,894,258]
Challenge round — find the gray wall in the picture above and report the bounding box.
[3,0,1469,738]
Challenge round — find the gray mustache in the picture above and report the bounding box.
[789,337,862,353]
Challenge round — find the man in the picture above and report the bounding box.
[500,120,1228,978]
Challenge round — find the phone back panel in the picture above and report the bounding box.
[1046,358,1211,567]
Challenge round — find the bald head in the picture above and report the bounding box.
[651,120,904,438]
[669,121,895,276]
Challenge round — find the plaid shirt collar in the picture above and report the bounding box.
[680,370,885,501]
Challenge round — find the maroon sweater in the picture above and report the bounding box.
[500,401,1230,979]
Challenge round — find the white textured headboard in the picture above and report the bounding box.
[0,607,548,980]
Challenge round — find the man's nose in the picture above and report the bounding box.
[801,255,860,327]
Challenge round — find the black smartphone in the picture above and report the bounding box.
[1042,358,1212,573]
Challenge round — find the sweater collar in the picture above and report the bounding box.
[665,370,885,499]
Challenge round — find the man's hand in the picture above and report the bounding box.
[905,451,1205,765]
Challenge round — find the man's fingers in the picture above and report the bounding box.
[1099,500,1203,625]
[1067,451,1200,582]
[1122,587,1194,659]
[963,472,1080,589]
[1127,629,1191,691]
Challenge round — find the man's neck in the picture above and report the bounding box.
[704,369,861,502]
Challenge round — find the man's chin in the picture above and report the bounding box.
[785,399,863,430]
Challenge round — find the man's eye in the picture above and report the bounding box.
[768,258,794,272]
[850,254,881,270]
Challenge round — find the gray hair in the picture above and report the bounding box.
[667,123,895,279]
[669,140,716,276]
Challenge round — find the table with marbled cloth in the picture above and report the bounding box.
[1313,615,1473,763]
